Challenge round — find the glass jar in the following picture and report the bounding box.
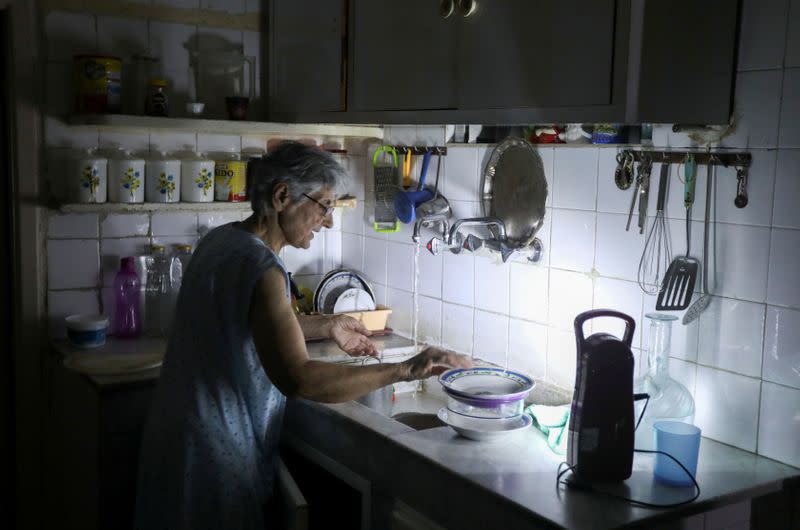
[633,313,696,450]
[145,78,169,117]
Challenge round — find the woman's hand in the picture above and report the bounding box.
[329,315,378,357]
[399,347,473,381]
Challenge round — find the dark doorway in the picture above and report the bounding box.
[0,7,16,527]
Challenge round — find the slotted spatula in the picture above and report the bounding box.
[656,160,698,310]
[682,162,714,324]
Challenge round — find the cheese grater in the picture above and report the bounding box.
[372,145,400,233]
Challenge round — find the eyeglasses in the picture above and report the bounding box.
[302,193,334,217]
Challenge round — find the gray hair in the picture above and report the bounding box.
[247,141,349,217]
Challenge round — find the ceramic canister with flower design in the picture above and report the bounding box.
[145,153,181,203]
[107,150,145,203]
[180,152,215,203]
[71,149,108,203]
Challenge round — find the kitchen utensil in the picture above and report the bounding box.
[395,150,435,222]
[63,351,164,376]
[637,158,653,234]
[682,163,714,324]
[443,388,525,418]
[332,287,376,314]
[683,154,697,209]
[402,149,413,189]
[614,151,634,190]
[638,162,672,293]
[479,137,548,249]
[372,145,400,232]
[439,367,534,400]
[734,166,749,208]
[437,408,532,441]
[567,309,636,482]
[656,172,699,311]
[339,306,392,332]
[626,157,651,232]
[653,421,701,487]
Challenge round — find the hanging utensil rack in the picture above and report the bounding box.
[392,145,448,155]
[619,149,750,168]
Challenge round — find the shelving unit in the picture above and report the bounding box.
[68,114,384,139]
[59,202,253,214]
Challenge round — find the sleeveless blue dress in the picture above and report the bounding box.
[135,223,290,530]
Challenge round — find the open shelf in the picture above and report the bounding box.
[68,114,384,139]
[59,202,252,214]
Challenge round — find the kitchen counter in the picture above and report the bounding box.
[51,333,419,388]
[285,394,800,530]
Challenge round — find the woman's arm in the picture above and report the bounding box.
[296,313,378,357]
[250,267,471,403]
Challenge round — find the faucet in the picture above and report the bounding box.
[412,215,450,243]
[446,217,507,246]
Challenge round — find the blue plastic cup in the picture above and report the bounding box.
[653,421,701,487]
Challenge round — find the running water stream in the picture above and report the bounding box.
[412,242,422,391]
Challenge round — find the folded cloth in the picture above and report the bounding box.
[525,404,571,455]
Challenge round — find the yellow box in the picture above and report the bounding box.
[341,305,392,331]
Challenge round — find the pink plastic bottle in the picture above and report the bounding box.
[114,256,141,338]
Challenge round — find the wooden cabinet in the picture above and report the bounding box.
[44,357,156,530]
[267,0,739,125]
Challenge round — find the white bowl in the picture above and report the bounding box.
[65,314,109,348]
[437,407,531,441]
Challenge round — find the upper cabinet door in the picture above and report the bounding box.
[348,0,458,111]
[457,0,617,109]
[269,0,345,113]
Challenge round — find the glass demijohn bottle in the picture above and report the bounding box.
[633,312,696,450]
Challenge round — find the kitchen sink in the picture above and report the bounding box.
[391,412,445,430]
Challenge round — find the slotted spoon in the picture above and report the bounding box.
[683,162,714,324]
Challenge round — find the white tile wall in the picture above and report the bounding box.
[758,381,800,467]
[695,366,761,452]
[762,305,800,389]
[41,4,800,469]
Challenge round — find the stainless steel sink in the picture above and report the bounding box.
[390,412,445,430]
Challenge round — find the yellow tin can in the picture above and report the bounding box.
[214,157,247,202]
[74,55,122,114]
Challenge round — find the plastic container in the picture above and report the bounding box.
[653,421,701,487]
[213,150,247,202]
[634,313,696,450]
[65,314,109,348]
[445,389,524,419]
[144,245,176,337]
[340,306,392,331]
[170,244,192,293]
[113,257,142,338]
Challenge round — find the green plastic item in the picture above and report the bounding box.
[372,145,400,233]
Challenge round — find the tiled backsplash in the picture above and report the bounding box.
[43,0,800,476]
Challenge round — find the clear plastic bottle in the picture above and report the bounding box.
[634,312,696,450]
[145,244,175,337]
[113,256,141,338]
[170,244,193,295]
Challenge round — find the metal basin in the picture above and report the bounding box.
[391,412,446,431]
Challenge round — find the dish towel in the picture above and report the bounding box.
[525,404,571,455]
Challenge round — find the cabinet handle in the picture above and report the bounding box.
[440,0,454,18]
[457,0,477,17]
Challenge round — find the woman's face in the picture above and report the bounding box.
[280,187,335,249]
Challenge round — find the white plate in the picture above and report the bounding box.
[437,407,531,441]
[63,352,164,376]
[333,287,376,314]
[314,269,375,314]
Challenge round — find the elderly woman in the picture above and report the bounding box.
[134,141,471,529]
